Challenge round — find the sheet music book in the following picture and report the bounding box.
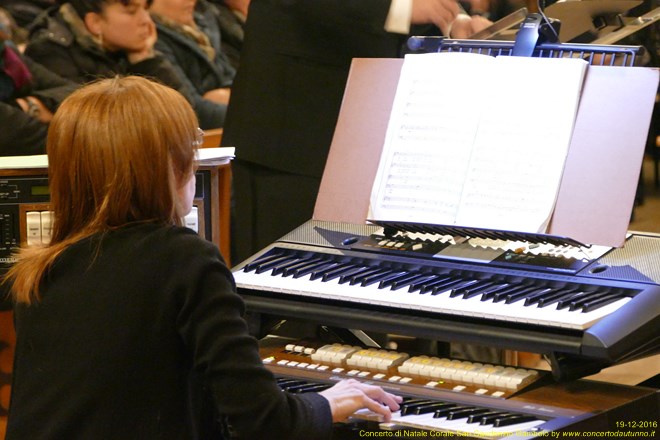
[369,52,588,234]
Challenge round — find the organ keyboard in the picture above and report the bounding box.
[260,338,659,439]
[233,220,660,381]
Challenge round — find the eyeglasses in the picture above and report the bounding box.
[192,128,204,147]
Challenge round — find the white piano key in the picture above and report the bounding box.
[383,411,546,437]
[233,267,631,330]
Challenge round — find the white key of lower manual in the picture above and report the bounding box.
[380,411,545,437]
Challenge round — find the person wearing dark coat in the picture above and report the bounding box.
[222,0,491,265]
[207,0,248,70]
[24,0,227,129]
[150,0,235,107]
[3,75,401,440]
[2,0,56,29]
[0,36,77,156]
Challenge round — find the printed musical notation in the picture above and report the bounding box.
[370,52,587,233]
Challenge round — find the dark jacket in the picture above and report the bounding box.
[0,46,77,156]
[222,0,407,178]
[152,0,235,98]
[7,224,332,440]
[207,0,245,70]
[25,4,226,129]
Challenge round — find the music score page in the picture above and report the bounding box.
[369,52,588,233]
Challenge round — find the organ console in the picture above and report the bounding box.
[232,35,659,438]
[261,338,657,438]
[233,221,660,437]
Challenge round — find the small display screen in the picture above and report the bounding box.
[31,185,50,196]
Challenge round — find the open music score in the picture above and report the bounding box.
[369,53,588,234]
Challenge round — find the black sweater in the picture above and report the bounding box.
[7,224,331,439]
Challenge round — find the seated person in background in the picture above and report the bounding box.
[24,0,227,129]
[149,0,235,106]
[0,10,77,156]
[2,1,56,30]
[207,0,249,70]
[3,75,401,440]
[0,4,29,49]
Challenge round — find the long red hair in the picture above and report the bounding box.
[5,76,199,304]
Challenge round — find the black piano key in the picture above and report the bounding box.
[463,282,519,301]
[254,255,296,274]
[493,414,539,427]
[284,382,328,393]
[422,276,465,295]
[291,383,332,393]
[479,411,516,425]
[322,263,361,282]
[360,269,406,287]
[408,274,450,293]
[582,294,626,313]
[309,262,349,281]
[295,261,337,279]
[276,378,302,385]
[399,399,438,416]
[449,279,485,298]
[501,285,542,304]
[391,273,432,291]
[446,407,490,420]
[278,380,308,390]
[433,404,469,418]
[379,272,418,289]
[468,410,509,423]
[337,266,371,284]
[555,290,593,310]
[537,289,579,308]
[564,291,612,311]
[271,258,311,276]
[432,279,474,296]
[281,257,324,277]
[464,282,511,299]
[417,276,458,294]
[347,266,390,286]
[413,402,457,415]
[309,262,348,280]
[242,252,285,272]
[523,287,560,306]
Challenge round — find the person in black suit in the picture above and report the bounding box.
[222,0,491,265]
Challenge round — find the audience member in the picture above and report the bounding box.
[222,0,492,264]
[149,0,235,106]
[207,0,248,69]
[0,4,29,48]
[3,75,401,440]
[24,0,227,128]
[2,1,56,29]
[0,10,77,156]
